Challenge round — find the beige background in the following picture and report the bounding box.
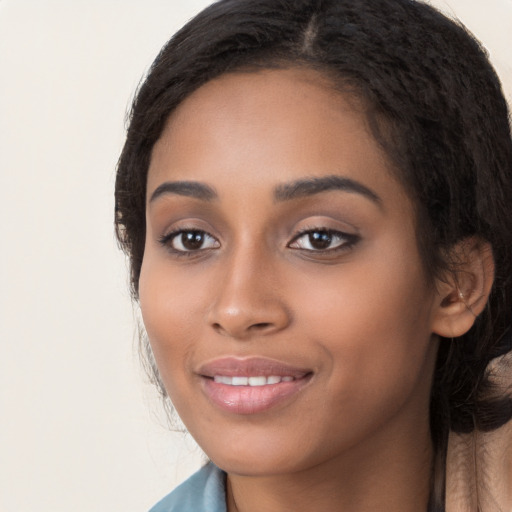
[0,1,510,511]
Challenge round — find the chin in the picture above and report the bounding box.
[198,428,310,477]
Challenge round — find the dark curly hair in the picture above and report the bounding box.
[115,0,512,509]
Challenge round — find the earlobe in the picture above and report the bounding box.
[431,238,494,339]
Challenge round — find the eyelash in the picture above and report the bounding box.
[158,227,359,257]
[287,228,359,254]
[158,229,220,257]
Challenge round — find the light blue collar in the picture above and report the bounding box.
[149,462,227,512]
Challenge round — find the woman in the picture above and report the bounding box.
[115,0,512,510]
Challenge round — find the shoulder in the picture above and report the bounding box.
[148,463,227,512]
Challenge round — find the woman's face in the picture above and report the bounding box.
[140,68,441,476]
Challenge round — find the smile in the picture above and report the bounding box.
[198,357,313,414]
[213,375,295,386]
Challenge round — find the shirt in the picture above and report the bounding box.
[149,463,227,512]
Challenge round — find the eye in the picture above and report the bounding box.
[288,229,358,252]
[160,229,220,253]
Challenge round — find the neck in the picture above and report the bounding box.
[226,413,433,512]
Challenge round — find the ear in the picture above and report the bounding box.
[431,237,494,339]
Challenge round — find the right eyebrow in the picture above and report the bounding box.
[273,175,382,207]
[149,181,218,203]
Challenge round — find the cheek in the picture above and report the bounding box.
[295,250,429,335]
[291,244,435,402]
[138,257,207,384]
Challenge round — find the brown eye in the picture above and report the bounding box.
[180,231,206,250]
[308,231,332,250]
[288,229,358,252]
[163,230,220,252]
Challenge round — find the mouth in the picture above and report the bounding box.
[198,357,313,415]
[212,375,296,386]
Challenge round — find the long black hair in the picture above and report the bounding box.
[115,1,512,508]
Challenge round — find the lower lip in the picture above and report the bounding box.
[201,375,312,415]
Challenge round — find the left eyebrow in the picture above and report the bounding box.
[273,175,382,206]
[149,181,218,203]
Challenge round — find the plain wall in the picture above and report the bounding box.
[0,1,510,510]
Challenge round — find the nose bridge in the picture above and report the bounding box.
[209,238,290,339]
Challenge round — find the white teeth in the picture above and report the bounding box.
[213,375,294,386]
[248,376,267,386]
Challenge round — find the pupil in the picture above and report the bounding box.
[182,231,204,250]
[309,232,331,250]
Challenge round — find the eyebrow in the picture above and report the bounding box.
[149,175,381,206]
[149,181,217,203]
[274,175,382,206]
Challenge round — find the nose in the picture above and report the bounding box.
[207,246,291,340]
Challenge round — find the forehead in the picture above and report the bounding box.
[147,67,408,209]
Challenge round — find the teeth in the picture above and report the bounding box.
[213,375,294,386]
[248,376,267,386]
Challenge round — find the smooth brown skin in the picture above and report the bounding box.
[140,68,493,512]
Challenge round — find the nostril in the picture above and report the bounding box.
[210,321,272,337]
[250,322,272,330]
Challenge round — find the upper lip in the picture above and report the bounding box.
[197,357,312,378]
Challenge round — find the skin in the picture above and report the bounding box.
[140,67,450,511]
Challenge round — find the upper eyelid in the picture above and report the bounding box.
[290,215,360,234]
[159,220,218,239]
[151,211,222,238]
